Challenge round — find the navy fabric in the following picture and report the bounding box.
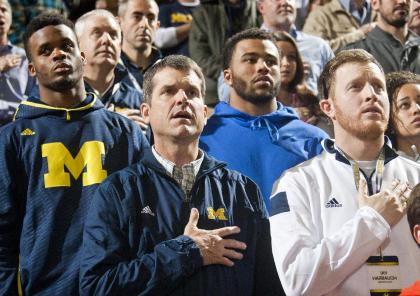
[0,94,149,295]
[85,65,144,109]
[80,149,284,295]
[270,191,290,216]
[200,102,328,209]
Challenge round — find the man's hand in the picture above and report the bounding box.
[358,179,411,227]
[184,208,247,267]
[0,54,22,72]
[108,105,149,130]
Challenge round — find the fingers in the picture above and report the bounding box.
[222,248,244,261]
[223,239,247,251]
[187,208,199,228]
[212,226,240,237]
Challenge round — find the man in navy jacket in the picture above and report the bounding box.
[79,55,284,295]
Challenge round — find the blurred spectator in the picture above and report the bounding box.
[189,0,258,106]
[118,0,161,92]
[95,0,118,15]
[385,71,420,162]
[345,0,420,74]
[0,0,35,126]
[76,9,147,130]
[8,0,68,46]
[400,183,420,295]
[200,28,327,209]
[303,0,375,51]
[155,0,200,56]
[409,0,420,35]
[258,0,334,94]
[274,32,333,135]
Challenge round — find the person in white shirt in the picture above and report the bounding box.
[270,49,420,296]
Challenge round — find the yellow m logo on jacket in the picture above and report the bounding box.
[207,207,228,221]
[42,141,107,188]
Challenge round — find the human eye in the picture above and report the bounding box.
[39,46,52,56]
[63,41,74,52]
[266,57,278,66]
[398,101,410,110]
[243,56,256,63]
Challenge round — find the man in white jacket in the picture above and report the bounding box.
[270,49,420,296]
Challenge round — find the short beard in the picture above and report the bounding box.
[335,102,388,140]
[231,74,280,105]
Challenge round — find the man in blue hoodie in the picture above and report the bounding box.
[200,28,328,210]
[0,13,148,295]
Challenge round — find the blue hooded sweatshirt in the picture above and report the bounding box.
[0,94,149,295]
[200,102,328,209]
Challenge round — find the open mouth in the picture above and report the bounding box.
[254,75,273,85]
[362,105,383,116]
[172,110,193,120]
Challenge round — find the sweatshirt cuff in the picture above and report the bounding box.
[358,206,391,241]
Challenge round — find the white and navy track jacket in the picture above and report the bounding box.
[269,139,420,296]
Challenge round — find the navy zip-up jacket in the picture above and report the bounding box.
[80,149,284,295]
[0,94,149,295]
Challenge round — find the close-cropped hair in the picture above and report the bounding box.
[318,49,384,100]
[222,28,279,70]
[75,9,120,39]
[273,31,304,92]
[408,183,420,246]
[143,55,206,105]
[23,13,76,61]
[385,71,420,145]
[118,0,158,17]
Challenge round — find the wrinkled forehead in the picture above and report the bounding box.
[153,67,202,89]
[334,62,385,85]
[85,14,120,32]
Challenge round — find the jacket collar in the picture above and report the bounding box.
[323,137,399,166]
[141,148,226,178]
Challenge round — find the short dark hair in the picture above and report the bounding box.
[385,71,420,147]
[318,49,384,100]
[222,28,279,70]
[23,13,76,61]
[408,183,420,247]
[143,55,206,105]
[272,31,304,92]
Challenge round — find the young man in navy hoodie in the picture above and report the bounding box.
[0,13,148,295]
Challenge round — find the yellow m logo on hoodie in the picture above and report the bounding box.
[42,141,107,188]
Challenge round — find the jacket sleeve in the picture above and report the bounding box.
[79,181,203,296]
[302,10,365,52]
[188,9,222,80]
[242,178,285,296]
[0,132,20,296]
[269,172,391,296]
[129,123,150,164]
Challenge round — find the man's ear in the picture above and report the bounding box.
[140,102,151,124]
[28,62,36,77]
[319,98,336,120]
[371,0,380,11]
[80,51,86,65]
[203,104,208,125]
[413,224,420,246]
[224,68,233,87]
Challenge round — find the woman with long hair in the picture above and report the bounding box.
[273,31,333,136]
[386,71,420,162]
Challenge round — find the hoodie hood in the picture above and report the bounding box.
[14,93,104,121]
[211,101,301,144]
